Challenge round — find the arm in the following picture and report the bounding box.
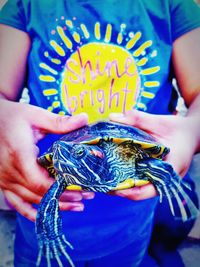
[172,27,200,154]
[0,25,93,221]
[109,27,200,201]
[0,24,30,100]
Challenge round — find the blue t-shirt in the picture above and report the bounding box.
[1,0,200,264]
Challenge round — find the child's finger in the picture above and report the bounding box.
[110,183,157,201]
[3,189,37,222]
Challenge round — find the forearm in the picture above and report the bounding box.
[186,91,200,154]
[0,92,10,100]
[0,25,31,101]
[172,28,200,155]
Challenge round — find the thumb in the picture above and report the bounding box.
[109,110,162,134]
[25,105,88,134]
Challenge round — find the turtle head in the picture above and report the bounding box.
[52,140,113,192]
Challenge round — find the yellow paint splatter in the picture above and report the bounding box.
[137,57,148,66]
[48,106,53,111]
[57,26,72,49]
[141,91,155,99]
[73,32,81,43]
[66,20,73,28]
[43,89,58,96]
[50,40,65,56]
[40,75,56,82]
[52,101,60,108]
[94,22,101,40]
[81,24,90,39]
[137,102,146,109]
[59,111,66,115]
[51,58,61,64]
[144,81,160,87]
[104,24,112,43]
[117,32,123,44]
[39,63,58,75]
[133,40,152,57]
[141,66,160,75]
[126,32,141,50]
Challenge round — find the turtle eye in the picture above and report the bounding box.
[72,145,86,158]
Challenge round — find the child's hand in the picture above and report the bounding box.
[0,99,94,221]
[109,109,198,201]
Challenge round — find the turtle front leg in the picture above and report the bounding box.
[136,158,199,222]
[36,174,75,267]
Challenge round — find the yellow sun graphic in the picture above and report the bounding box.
[39,19,160,123]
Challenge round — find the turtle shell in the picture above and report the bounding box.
[38,121,170,190]
[59,121,169,159]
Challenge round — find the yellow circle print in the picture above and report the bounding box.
[61,42,140,123]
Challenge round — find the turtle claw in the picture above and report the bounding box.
[36,234,74,267]
[36,175,75,267]
[137,158,199,221]
[170,178,199,221]
[36,242,54,267]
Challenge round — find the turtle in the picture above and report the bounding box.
[36,121,198,267]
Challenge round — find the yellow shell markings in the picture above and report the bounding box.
[132,140,166,158]
[82,137,165,158]
[112,179,150,190]
[38,153,57,178]
[66,185,83,191]
[45,153,53,163]
[65,179,150,192]
[81,137,145,145]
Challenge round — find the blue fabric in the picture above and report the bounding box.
[15,195,158,262]
[1,0,200,116]
[0,0,200,266]
[15,225,154,267]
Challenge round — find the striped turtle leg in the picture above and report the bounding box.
[136,158,199,222]
[36,174,75,267]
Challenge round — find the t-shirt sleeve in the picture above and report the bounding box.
[0,0,26,32]
[170,0,200,41]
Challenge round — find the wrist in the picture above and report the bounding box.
[0,92,8,100]
[186,114,200,154]
[186,93,200,154]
